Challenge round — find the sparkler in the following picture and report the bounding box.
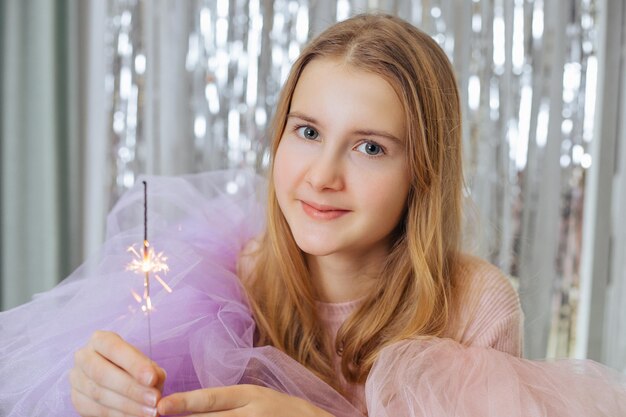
[126,181,171,358]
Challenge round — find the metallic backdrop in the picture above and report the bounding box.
[105,0,599,360]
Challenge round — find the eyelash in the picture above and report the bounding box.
[292,124,387,159]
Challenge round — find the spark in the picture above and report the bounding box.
[126,242,172,312]
[126,241,170,277]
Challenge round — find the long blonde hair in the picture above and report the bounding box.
[245,13,463,389]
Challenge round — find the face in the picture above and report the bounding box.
[273,58,411,260]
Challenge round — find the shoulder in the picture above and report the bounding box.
[447,254,523,355]
[237,237,262,285]
[454,254,519,310]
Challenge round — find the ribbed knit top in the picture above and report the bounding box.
[316,254,524,414]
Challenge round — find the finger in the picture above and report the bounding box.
[73,349,161,409]
[70,366,159,417]
[154,363,167,392]
[88,331,158,386]
[157,386,253,415]
[71,387,138,417]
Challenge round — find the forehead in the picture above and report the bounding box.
[290,58,405,138]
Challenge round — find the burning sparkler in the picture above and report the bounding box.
[126,181,172,358]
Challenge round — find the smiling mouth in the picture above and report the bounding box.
[300,200,350,220]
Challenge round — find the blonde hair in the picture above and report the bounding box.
[245,13,463,389]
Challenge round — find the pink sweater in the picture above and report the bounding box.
[316,255,524,413]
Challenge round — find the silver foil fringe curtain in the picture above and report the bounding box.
[105,0,599,360]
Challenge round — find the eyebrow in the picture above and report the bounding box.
[287,111,403,144]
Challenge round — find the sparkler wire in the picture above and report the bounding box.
[143,180,152,359]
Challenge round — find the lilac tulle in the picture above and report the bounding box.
[0,170,358,417]
[1,169,625,417]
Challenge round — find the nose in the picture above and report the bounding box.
[305,147,345,192]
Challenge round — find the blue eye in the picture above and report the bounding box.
[297,126,319,140]
[356,141,384,156]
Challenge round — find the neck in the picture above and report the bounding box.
[305,247,388,303]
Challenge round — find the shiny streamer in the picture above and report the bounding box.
[106,0,145,201]
[105,0,599,360]
[185,0,310,172]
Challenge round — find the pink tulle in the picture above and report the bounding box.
[367,338,626,416]
[1,169,624,416]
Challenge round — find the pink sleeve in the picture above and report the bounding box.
[483,310,524,356]
[471,288,524,357]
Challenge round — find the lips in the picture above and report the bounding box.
[300,200,350,220]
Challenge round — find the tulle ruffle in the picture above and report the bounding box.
[367,338,626,416]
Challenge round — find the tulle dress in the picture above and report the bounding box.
[0,169,624,416]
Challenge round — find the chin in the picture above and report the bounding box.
[292,234,341,257]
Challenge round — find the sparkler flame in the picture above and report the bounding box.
[126,242,170,277]
[126,180,171,359]
[126,241,172,314]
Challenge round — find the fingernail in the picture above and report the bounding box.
[144,391,157,407]
[141,371,154,386]
[142,406,157,417]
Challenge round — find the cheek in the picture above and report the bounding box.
[273,138,312,185]
[361,169,410,223]
[272,139,296,200]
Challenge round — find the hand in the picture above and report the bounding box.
[70,330,166,417]
[157,384,334,417]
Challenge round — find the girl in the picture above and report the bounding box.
[2,13,624,417]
